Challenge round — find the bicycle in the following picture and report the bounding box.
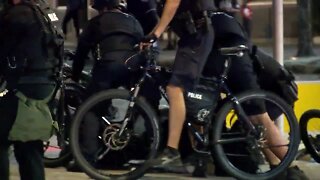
[299,109,320,163]
[69,45,300,180]
[43,50,86,167]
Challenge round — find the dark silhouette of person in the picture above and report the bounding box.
[62,0,83,39]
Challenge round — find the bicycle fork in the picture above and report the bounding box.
[230,96,259,136]
[119,79,144,136]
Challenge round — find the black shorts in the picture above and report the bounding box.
[169,26,214,91]
[200,12,266,116]
[203,49,266,115]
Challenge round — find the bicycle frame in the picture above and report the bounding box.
[185,57,259,153]
[121,48,259,154]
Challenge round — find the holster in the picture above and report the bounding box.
[171,10,212,37]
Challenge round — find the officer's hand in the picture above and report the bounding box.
[139,33,158,50]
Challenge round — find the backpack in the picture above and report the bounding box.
[251,46,298,107]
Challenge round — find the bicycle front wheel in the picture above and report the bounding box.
[43,84,84,167]
[212,90,300,180]
[70,89,160,180]
[300,109,320,163]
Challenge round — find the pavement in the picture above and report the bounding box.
[8,155,320,180]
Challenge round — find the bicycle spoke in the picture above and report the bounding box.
[213,91,299,180]
[70,89,159,179]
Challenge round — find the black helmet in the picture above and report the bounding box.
[92,0,120,11]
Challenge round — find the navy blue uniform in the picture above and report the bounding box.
[73,11,143,92]
[127,0,159,34]
[0,1,61,179]
[169,0,216,91]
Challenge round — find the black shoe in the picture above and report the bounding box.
[151,147,188,174]
[192,159,207,178]
[66,160,83,172]
[271,169,287,180]
[287,166,309,180]
[271,165,309,180]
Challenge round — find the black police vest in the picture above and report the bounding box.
[159,0,216,15]
[179,0,215,14]
[24,0,63,76]
[95,12,144,59]
[1,1,63,86]
[158,0,216,37]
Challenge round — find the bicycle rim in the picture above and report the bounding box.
[300,109,320,163]
[212,90,300,180]
[70,89,160,180]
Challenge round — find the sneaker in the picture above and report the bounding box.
[151,148,188,174]
[287,166,309,180]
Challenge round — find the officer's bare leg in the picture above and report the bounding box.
[250,113,288,161]
[166,85,186,149]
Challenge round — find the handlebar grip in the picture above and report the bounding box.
[219,45,249,57]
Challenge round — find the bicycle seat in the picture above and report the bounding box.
[219,45,249,57]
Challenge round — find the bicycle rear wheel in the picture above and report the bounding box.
[299,109,320,163]
[70,89,160,180]
[212,90,300,180]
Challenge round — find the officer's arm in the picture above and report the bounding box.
[72,21,98,82]
[152,0,180,38]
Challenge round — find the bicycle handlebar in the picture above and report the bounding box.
[124,45,160,71]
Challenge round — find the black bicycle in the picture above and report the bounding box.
[43,50,86,167]
[70,45,300,180]
[299,109,320,163]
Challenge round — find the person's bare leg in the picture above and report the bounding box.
[249,115,309,178]
[166,85,186,149]
[250,113,288,160]
[263,149,281,166]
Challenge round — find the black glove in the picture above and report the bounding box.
[140,33,158,44]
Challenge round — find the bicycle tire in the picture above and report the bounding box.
[70,89,160,180]
[43,84,84,167]
[212,90,300,180]
[299,109,320,163]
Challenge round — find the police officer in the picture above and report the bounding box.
[72,0,144,90]
[61,0,82,39]
[139,0,216,172]
[203,4,309,179]
[70,0,161,170]
[0,0,63,179]
[72,0,160,103]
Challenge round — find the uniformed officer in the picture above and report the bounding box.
[203,4,309,179]
[0,0,63,179]
[127,0,159,35]
[69,0,161,170]
[139,0,216,172]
